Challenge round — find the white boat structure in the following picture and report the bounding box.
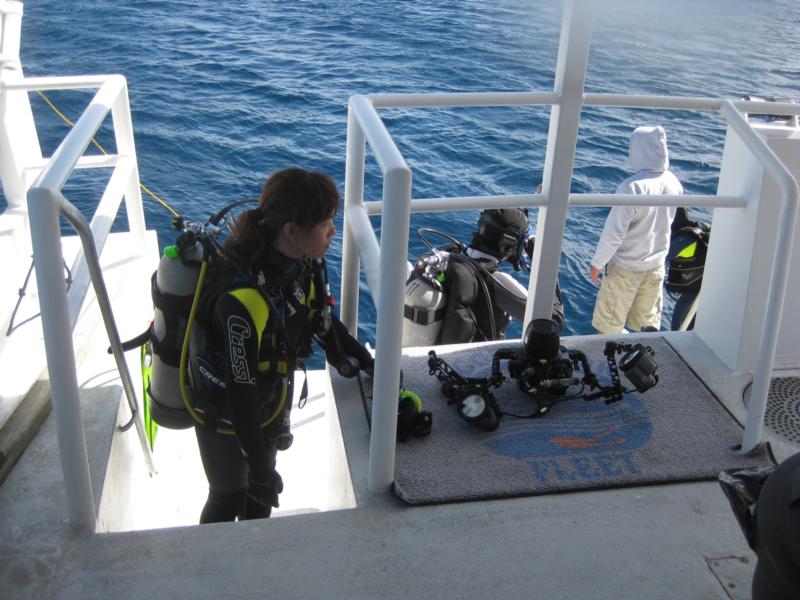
[2,0,800,597]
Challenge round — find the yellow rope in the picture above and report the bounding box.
[140,182,180,217]
[34,90,181,218]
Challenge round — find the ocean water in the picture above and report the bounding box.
[6,0,800,350]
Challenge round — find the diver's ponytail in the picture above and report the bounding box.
[223,207,272,268]
[224,167,339,269]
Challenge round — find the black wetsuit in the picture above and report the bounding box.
[189,249,371,523]
[438,253,565,345]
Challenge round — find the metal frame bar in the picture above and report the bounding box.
[362,193,748,215]
[342,94,412,493]
[0,2,22,62]
[526,0,592,328]
[364,90,800,118]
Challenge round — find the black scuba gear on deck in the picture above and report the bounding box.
[403,237,565,346]
[437,250,565,345]
[438,253,510,344]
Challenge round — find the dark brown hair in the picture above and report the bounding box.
[224,167,339,267]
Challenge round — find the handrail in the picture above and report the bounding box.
[343,94,412,492]
[25,73,153,533]
[719,101,799,452]
[363,90,800,118]
[34,76,126,190]
[343,204,381,303]
[61,189,155,470]
[585,93,800,118]
[362,193,748,215]
[368,91,560,108]
[2,74,116,91]
[349,95,408,173]
[0,1,23,57]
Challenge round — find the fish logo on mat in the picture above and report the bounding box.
[444,346,653,488]
[481,354,654,484]
[483,393,651,456]
[483,394,653,483]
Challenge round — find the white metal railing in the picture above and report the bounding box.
[16,73,153,534]
[720,101,799,451]
[0,1,21,66]
[341,0,800,492]
[342,95,412,491]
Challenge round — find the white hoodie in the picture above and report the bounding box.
[591,126,683,272]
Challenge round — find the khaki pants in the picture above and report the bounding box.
[592,263,664,333]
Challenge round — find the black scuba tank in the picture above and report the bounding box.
[148,237,204,429]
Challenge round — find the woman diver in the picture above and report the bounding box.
[187,167,374,523]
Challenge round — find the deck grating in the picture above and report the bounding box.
[766,377,800,444]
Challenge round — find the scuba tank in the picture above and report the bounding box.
[402,251,449,347]
[148,235,204,429]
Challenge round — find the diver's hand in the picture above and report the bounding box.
[523,235,536,259]
[590,266,602,285]
[247,471,283,509]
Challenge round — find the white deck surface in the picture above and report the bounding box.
[1,229,794,600]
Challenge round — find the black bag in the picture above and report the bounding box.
[666,223,710,294]
[718,465,774,550]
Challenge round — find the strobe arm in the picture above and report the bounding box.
[601,342,659,400]
[427,350,503,399]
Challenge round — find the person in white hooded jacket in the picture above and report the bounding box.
[589,125,683,333]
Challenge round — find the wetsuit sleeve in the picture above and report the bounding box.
[213,292,273,481]
[438,259,480,345]
[317,316,375,375]
[490,271,527,321]
[491,271,565,331]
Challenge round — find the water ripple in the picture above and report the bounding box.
[9,0,799,344]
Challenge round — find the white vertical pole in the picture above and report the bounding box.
[0,1,43,210]
[340,102,366,334]
[525,0,593,327]
[368,166,412,493]
[111,79,146,247]
[1,2,23,58]
[27,187,96,534]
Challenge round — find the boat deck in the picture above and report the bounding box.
[1,229,799,599]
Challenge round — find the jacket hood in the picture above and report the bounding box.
[629,125,669,172]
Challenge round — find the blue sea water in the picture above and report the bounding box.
[5,0,800,351]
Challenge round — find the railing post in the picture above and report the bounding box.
[340,101,367,334]
[27,186,96,534]
[368,166,412,493]
[526,0,592,328]
[0,1,43,210]
[111,79,146,247]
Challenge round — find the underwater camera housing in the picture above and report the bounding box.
[507,319,576,395]
[427,317,661,432]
